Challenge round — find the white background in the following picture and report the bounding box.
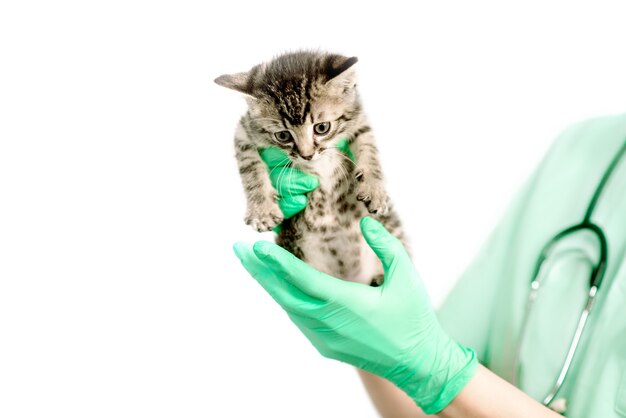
[1,1,626,417]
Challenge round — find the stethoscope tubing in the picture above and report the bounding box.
[513,139,626,407]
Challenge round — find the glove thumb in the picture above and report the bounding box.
[360,217,410,280]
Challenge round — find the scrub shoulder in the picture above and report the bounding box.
[436,112,626,364]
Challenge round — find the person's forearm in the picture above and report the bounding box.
[439,364,562,418]
[359,365,562,418]
[357,369,426,417]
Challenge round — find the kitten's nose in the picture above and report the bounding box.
[301,153,314,160]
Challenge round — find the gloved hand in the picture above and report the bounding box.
[259,147,318,219]
[260,138,354,219]
[233,217,478,414]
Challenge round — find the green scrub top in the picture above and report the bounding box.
[437,113,626,417]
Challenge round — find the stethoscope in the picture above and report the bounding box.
[513,139,626,409]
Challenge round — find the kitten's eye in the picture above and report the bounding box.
[314,122,331,135]
[274,131,292,142]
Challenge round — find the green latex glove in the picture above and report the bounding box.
[233,217,478,414]
[259,138,354,219]
[259,147,318,219]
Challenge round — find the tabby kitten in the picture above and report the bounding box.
[216,51,406,285]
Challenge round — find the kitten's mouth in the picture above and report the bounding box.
[291,152,323,163]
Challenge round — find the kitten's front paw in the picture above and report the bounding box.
[370,274,384,287]
[244,200,283,232]
[356,181,390,216]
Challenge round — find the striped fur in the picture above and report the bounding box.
[216,51,406,285]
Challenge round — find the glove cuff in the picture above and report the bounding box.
[393,339,478,414]
[419,344,478,414]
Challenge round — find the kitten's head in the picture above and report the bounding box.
[215,51,360,162]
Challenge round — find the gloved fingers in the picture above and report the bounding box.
[360,217,410,276]
[252,241,350,301]
[259,147,291,169]
[287,308,342,330]
[278,195,308,219]
[269,167,319,195]
[233,242,267,277]
[286,314,336,359]
[261,147,319,194]
[260,146,318,221]
[233,242,325,310]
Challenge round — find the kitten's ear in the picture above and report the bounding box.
[214,72,252,95]
[325,56,358,93]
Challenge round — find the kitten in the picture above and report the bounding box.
[216,51,406,285]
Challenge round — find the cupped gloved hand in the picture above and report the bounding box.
[260,138,354,220]
[233,217,478,414]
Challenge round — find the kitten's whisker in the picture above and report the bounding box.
[329,147,358,169]
[276,161,290,198]
[332,148,358,187]
[287,161,295,199]
[341,163,350,187]
[335,157,350,190]
[276,165,285,197]
[268,156,291,178]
